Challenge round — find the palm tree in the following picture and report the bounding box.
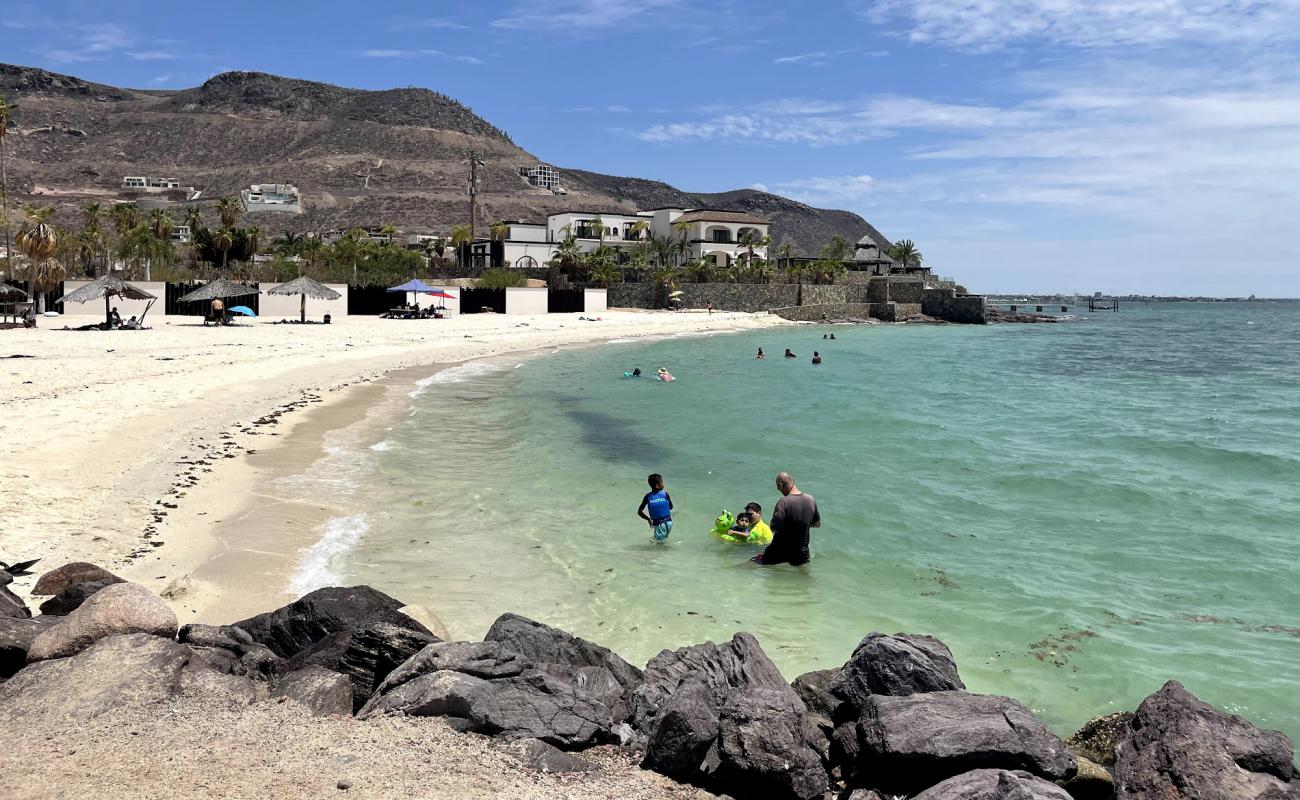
[671,218,692,264]
[548,234,581,272]
[823,234,852,263]
[490,221,509,241]
[299,236,323,275]
[776,242,795,267]
[216,196,241,229]
[78,203,106,275]
[184,205,204,235]
[450,223,472,268]
[247,225,263,259]
[111,203,140,240]
[585,216,605,244]
[214,227,234,269]
[377,223,399,245]
[887,239,922,272]
[0,96,14,279]
[15,207,62,310]
[737,229,770,268]
[275,231,303,256]
[149,209,174,241]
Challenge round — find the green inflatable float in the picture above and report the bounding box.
[712,510,773,545]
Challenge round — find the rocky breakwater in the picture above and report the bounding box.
[0,565,1296,800]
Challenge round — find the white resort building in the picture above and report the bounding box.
[471,207,771,270]
[240,183,303,214]
[121,176,192,195]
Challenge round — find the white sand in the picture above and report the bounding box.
[0,310,784,619]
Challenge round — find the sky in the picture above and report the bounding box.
[5,0,1300,295]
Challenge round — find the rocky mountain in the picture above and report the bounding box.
[0,64,888,255]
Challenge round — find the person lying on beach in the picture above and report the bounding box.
[784,349,796,358]
[637,473,674,543]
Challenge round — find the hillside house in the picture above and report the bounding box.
[518,164,566,194]
[240,183,303,214]
[121,176,184,193]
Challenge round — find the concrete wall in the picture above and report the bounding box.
[505,287,549,315]
[258,284,349,320]
[922,288,987,323]
[59,281,166,318]
[583,288,608,314]
[608,283,662,309]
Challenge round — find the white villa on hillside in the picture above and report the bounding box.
[122,176,182,191]
[240,183,303,214]
[518,163,567,194]
[471,207,771,269]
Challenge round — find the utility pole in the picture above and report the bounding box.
[467,152,485,241]
[0,98,13,281]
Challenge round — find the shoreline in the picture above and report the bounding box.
[0,310,786,622]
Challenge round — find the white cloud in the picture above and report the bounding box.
[358,49,483,64]
[863,0,1300,50]
[493,0,686,30]
[126,51,178,61]
[38,22,135,63]
[606,105,631,113]
[412,18,470,29]
[774,48,858,66]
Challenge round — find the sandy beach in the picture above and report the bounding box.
[0,310,785,623]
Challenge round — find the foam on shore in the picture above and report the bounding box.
[286,513,369,597]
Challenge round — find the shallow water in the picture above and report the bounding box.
[299,303,1300,739]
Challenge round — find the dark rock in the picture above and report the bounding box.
[1114,680,1294,799]
[358,667,616,749]
[177,623,282,678]
[706,687,828,800]
[374,641,527,691]
[0,616,59,677]
[629,632,790,736]
[0,633,190,723]
[503,738,599,773]
[0,571,29,619]
[829,632,963,716]
[230,585,415,658]
[854,691,1076,795]
[1068,713,1134,767]
[285,615,439,711]
[274,666,354,716]
[485,613,641,721]
[643,679,721,779]
[485,612,642,693]
[912,768,1074,799]
[793,667,843,721]
[37,578,125,616]
[31,562,122,596]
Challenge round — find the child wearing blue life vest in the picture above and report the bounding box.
[637,473,674,543]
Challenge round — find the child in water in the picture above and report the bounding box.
[637,473,674,543]
[729,512,753,539]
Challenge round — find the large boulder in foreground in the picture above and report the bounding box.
[912,768,1074,799]
[850,690,1076,795]
[38,577,124,616]
[285,613,440,711]
[360,662,617,749]
[637,633,827,800]
[231,585,411,659]
[273,665,354,716]
[32,562,122,596]
[1114,680,1294,800]
[26,583,178,661]
[0,633,190,723]
[830,632,964,712]
[0,616,59,677]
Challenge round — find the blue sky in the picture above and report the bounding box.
[6,0,1300,295]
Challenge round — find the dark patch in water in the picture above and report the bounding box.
[1179,614,1300,638]
[1029,627,1098,667]
[566,408,670,463]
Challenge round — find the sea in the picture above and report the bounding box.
[280,302,1300,740]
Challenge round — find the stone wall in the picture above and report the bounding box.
[864,277,926,304]
[771,303,882,322]
[922,288,987,323]
[608,283,799,312]
[800,285,848,306]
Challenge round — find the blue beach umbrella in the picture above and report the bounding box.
[228,305,256,317]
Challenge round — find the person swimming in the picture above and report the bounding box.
[632,368,642,377]
[784,349,796,358]
[812,351,822,364]
[756,348,765,359]
[656,367,676,381]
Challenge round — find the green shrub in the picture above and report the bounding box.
[477,268,528,289]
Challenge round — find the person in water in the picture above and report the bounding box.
[637,473,674,543]
[631,368,642,377]
[812,351,822,364]
[743,502,774,544]
[756,348,765,359]
[830,333,837,340]
[729,512,753,538]
[753,472,819,566]
[784,349,796,358]
[656,367,675,381]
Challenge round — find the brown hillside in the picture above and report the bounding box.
[0,64,889,253]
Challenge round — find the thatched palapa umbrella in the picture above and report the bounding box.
[56,275,156,326]
[176,277,260,304]
[265,276,340,323]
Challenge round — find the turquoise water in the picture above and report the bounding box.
[319,304,1300,740]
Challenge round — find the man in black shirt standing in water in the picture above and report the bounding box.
[753,471,820,566]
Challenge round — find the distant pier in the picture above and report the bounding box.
[1088,297,1120,312]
